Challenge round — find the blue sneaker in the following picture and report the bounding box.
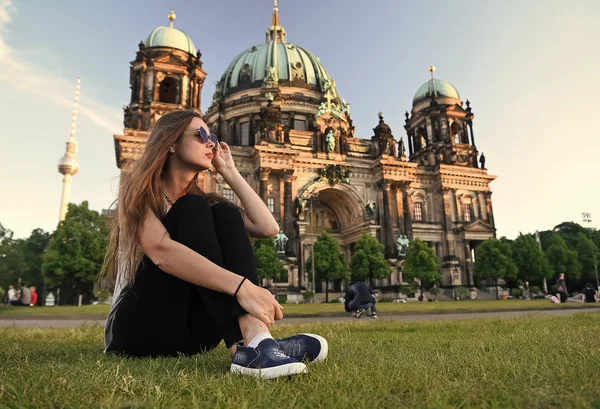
[230,338,307,379]
[275,333,329,364]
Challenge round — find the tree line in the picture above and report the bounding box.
[1,199,597,305]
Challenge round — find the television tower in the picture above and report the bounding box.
[57,77,81,221]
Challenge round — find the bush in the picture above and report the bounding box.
[429,287,441,297]
[275,295,287,304]
[378,297,394,303]
[510,288,523,298]
[530,286,541,295]
[455,286,469,301]
[550,284,559,295]
[302,291,314,302]
[0,286,5,304]
[328,298,340,303]
[94,289,109,303]
[400,285,417,297]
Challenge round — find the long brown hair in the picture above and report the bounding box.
[102,110,228,287]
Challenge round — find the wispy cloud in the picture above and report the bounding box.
[0,0,121,134]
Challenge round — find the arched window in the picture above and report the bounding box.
[412,193,426,222]
[450,121,461,144]
[159,77,178,104]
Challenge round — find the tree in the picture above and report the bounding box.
[41,202,108,305]
[349,232,391,283]
[544,233,580,278]
[474,239,518,299]
[305,232,348,302]
[511,234,553,285]
[253,238,287,284]
[403,238,441,296]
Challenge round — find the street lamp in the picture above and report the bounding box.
[582,212,599,291]
[305,192,318,302]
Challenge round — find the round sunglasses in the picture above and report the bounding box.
[182,127,218,146]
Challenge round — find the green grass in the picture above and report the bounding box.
[1,299,598,318]
[1,315,600,408]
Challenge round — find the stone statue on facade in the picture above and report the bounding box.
[396,235,410,258]
[325,130,336,153]
[295,196,307,216]
[342,99,351,118]
[479,152,486,169]
[365,201,376,219]
[398,138,406,158]
[317,102,328,117]
[264,66,278,86]
[274,231,288,254]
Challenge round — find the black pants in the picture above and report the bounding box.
[104,194,259,357]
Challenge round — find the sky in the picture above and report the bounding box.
[0,0,599,240]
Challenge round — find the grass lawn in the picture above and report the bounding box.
[1,314,600,408]
[1,299,598,318]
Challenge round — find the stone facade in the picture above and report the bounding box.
[113,8,496,293]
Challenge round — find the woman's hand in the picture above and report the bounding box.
[212,142,237,177]
[235,280,283,326]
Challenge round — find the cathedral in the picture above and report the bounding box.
[113,4,497,294]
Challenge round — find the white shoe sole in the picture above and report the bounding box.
[230,362,307,379]
[299,333,329,364]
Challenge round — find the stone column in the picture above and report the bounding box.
[486,192,496,232]
[400,182,413,240]
[408,131,414,156]
[181,75,189,107]
[441,188,452,257]
[283,170,295,255]
[464,241,474,287]
[258,168,271,203]
[468,121,476,147]
[395,184,405,235]
[380,181,394,257]
[454,189,462,222]
[478,191,488,221]
[425,117,433,144]
[248,114,255,145]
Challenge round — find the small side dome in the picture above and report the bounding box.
[144,10,197,55]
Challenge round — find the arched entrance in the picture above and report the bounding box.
[296,181,371,292]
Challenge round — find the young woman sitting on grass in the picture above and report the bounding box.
[102,110,327,378]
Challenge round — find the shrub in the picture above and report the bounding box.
[455,286,469,301]
[378,297,394,303]
[429,287,441,297]
[94,289,110,303]
[275,295,287,304]
[530,286,541,295]
[400,285,417,297]
[302,291,314,302]
[0,287,5,304]
[328,298,340,303]
[510,288,523,298]
[550,285,559,295]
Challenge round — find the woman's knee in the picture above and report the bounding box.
[211,202,243,222]
[172,194,211,213]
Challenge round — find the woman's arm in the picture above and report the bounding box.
[138,209,283,325]
[213,142,279,238]
[223,169,279,238]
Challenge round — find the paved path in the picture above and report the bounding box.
[1,308,599,328]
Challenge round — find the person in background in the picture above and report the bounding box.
[29,286,38,306]
[7,285,17,305]
[344,280,378,318]
[18,285,31,307]
[581,283,598,304]
[556,273,568,303]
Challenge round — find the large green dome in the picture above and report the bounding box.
[413,78,460,105]
[217,42,339,98]
[144,11,196,55]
